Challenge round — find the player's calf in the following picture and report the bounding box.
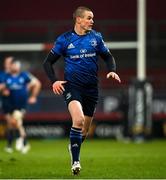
[69,127,82,175]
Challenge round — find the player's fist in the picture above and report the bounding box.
[2,88,10,96]
[52,81,67,95]
[106,72,121,83]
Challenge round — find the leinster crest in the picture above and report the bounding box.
[90,38,97,47]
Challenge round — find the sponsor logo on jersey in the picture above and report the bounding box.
[70,52,96,59]
[67,43,75,49]
[80,49,87,53]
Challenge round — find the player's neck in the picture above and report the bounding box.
[74,26,87,35]
[11,71,19,76]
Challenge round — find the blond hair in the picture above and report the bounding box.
[73,6,92,21]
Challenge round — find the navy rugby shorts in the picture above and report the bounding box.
[63,83,98,117]
[1,96,13,114]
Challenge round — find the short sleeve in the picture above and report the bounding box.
[51,35,65,56]
[0,72,6,83]
[0,72,4,83]
[97,33,110,54]
[22,72,31,84]
[27,73,38,83]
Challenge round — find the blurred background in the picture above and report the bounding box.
[0,0,165,139]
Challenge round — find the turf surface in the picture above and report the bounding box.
[0,139,166,179]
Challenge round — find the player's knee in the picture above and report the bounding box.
[73,115,84,129]
[12,110,23,122]
[82,128,89,137]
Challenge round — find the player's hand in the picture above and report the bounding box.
[106,72,121,83]
[52,81,67,95]
[2,88,10,96]
[0,84,10,96]
[0,83,5,90]
[28,96,37,104]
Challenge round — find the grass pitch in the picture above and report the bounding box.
[0,138,166,179]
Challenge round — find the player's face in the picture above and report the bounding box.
[79,11,94,32]
[11,62,21,74]
[4,57,13,73]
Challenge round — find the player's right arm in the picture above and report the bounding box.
[43,35,67,95]
[0,73,10,96]
[0,72,6,91]
[0,83,5,91]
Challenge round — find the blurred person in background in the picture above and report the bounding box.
[43,6,121,175]
[0,56,15,153]
[0,58,41,153]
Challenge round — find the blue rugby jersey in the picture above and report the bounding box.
[0,71,12,113]
[51,30,110,88]
[3,72,31,109]
[0,71,6,83]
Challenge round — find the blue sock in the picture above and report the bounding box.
[15,129,20,139]
[70,127,82,164]
[7,129,14,148]
[24,137,27,146]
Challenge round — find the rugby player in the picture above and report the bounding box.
[0,56,14,153]
[43,6,121,175]
[0,58,41,153]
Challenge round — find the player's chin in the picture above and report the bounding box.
[85,27,92,33]
[89,26,93,30]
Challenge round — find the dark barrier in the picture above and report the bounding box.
[1,91,166,139]
[128,80,153,140]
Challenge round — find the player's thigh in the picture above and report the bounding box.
[68,100,85,127]
[63,83,81,106]
[82,94,98,117]
[81,94,97,133]
[5,113,13,128]
[63,83,84,126]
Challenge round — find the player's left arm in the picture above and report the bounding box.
[100,51,121,83]
[97,32,121,83]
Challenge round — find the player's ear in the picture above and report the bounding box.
[76,16,82,24]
